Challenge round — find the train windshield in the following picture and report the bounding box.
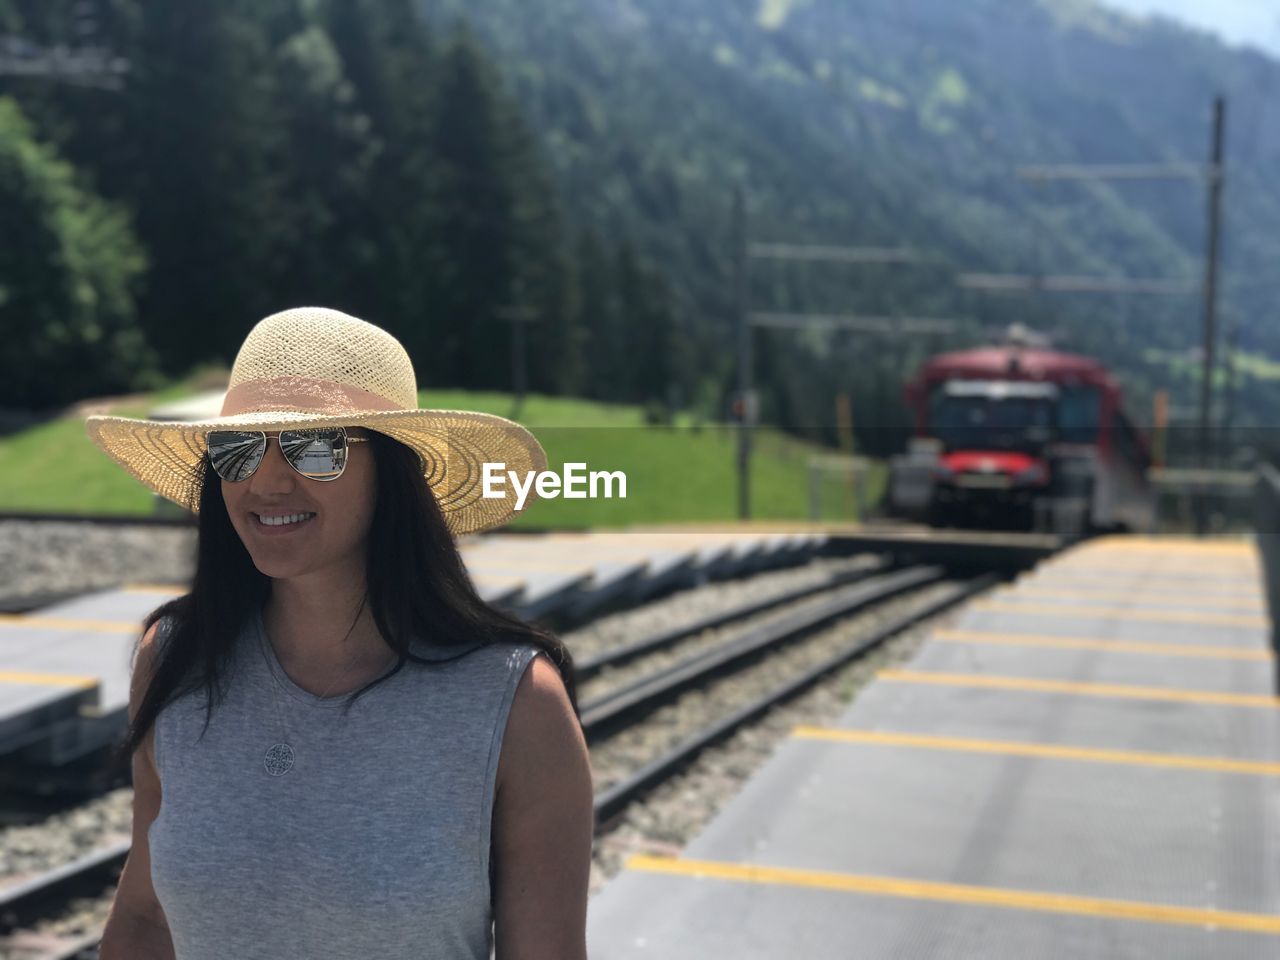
[1057,384,1100,443]
[928,380,1058,453]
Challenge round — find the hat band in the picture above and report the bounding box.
[220,376,405,418]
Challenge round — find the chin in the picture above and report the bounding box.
[248,554,308,580]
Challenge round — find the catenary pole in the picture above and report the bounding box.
[733,186,751,520]
[1198,96,1226,472]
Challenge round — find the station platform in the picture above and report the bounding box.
[0,528,827,768]
[587,535,1280,959]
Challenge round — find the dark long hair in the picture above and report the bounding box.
[109,431,577,775]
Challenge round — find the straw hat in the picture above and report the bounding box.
[84,306,548,536]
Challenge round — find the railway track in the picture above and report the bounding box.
[573,554,891,681]
[581,566,999,824]
[0,842,127,959]
[581,565,944,731]
[0,552,1005,958]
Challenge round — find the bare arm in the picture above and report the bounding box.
[492,655,594,960]
[98,621,176,959]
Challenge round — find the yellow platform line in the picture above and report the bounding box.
[1091,539,1255,545]
[0,670,98,689]
[1075,552,1258,562]
[1047,572,1262,584]
[122,584,186,595]
[1077,543,1256,556]
[1050,564,1259,578]
[1066,535,1255,547]
[1045,576,1261,591]
[879,670,1280,709]
[1053,550,1257,562]
[971,601,1269,628]
[791,726,1280,777]
[997,589,1264,611]
[625,856,1280,934]
[1082,553,1258,562]
[933,628,1273,661]
[1070,557,1259,567]
[1014,578,1262,600]
[0,614,141,634]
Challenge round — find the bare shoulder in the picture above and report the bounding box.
[497,652,584,786]
[493,649,593,824]
[102,617,172,934]
[491,650,591,958]
[131,620,170,715]
[513,652,574,718]
[135,619,166,680]
[131,620,167,768]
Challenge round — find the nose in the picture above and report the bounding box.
[247,435,298,496]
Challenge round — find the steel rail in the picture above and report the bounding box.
[574,555,891,681]
[0,837,130,954]
[580,565,945,735]
[593,573,1000,824]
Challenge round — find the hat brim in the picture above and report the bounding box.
[84,408,549,537]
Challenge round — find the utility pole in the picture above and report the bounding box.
[1007,105,1226,468]
[733,186,751,521]
[1198,95,1225,473]
[966,99,1226,534]
[1220,309,1238,462]
[730,189,961,522]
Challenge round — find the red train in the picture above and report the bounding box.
[887,342,1155,535]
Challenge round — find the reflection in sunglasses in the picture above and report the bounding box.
[207,429,362,483]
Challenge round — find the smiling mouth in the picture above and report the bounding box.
[252,512,317,528]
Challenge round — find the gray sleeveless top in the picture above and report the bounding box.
[147,607,543,960]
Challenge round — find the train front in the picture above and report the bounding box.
[924,378,1056,530]
[887,343,1133,534]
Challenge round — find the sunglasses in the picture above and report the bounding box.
[205,427,369,483]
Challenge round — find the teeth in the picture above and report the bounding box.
[258,513,315,526]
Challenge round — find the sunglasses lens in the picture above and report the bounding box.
[207,431,267,482]
[280,428,348,480]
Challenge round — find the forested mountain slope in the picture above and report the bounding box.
[422,0,1280,428]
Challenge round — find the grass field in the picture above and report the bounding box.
[1143,347,1280,387]
[0,378,883,527]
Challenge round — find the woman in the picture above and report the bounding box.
[87,306,594,959]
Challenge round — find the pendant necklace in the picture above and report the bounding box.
[259,603,376,777]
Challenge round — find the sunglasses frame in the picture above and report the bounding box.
[204,426,370,484]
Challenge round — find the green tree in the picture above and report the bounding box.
[614,240,686,412]
[425,27,523,390]
[0,96,151,408]
[267,21,381,309]
[505,102,584,397]
[118,0,292,368]
[318,0,443,365]
[576,227,623,402]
